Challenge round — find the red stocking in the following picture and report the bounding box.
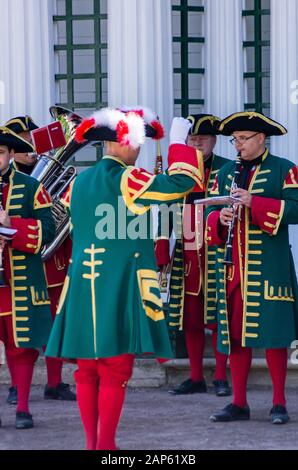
[75,363,99,451]
[184,294,205,382]
[15,362,34,413]
[96,354,134,450]
[45,356,63,388]
[185,329,205,381]
[211,330,228,381]
[229,343,252,408]
[266,348,287,406]
[6,352,17,387]
[96,384,127,451]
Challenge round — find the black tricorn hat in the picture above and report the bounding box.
[218,112,287,137]
[75,107,165,148]
[0,127,35,153]
[187,114,221,136]
[5,115,39,134]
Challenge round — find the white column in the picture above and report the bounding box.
[270,0,298,270]
[0,0,55,127]
[108,0,174,170]
[205,0,244,159]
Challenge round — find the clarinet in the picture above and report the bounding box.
[154,141,163,175]
[154,141,169,292]
[223,157,242,266]
[0,174,6,286]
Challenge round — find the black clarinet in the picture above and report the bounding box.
[223,157,242,266]
[0,174,6,286]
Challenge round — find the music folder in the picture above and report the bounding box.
[31,121,67,155]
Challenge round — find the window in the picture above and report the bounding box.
[54,0,108,167]
[172,0,205,117]
[243,0,270,115]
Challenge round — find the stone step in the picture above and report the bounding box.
[1,357,298,389]
[172,329,266,359]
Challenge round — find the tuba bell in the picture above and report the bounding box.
[31,105,88,261]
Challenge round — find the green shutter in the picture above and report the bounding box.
[53,0,108,166]
[172,0,205,117]
[243,0,270,114]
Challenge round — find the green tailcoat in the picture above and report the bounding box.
[4,170,55,348]
[206,152,298,354]
[158,154,229,330]
[46,155,199,359]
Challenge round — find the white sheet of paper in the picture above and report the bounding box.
[0,227,18,240]
[194,196,241,206]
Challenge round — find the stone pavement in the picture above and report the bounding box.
[0,384,298,450]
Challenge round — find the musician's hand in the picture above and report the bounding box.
[231,188,252,208]
[169,117,192,145]
[0,210,11,228]
[220,208,234,226]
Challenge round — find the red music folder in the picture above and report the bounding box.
[31,121,66,154]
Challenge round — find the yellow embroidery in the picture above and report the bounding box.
[137,269,164,321]
[56,276,70,314]
[82,245,106,355]
[30,287,51,306]
[264,280,294,302]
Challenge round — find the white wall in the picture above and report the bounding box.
[0,0,55,127]
[172,0,205,117]
[54,0,108,168]
[270,0,298,270]
[108,0,174,171]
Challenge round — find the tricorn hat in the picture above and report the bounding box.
[187,114,221,136]
[218,112,287,137]
[5,115,39,134]
[0,127,35,153]
[75,107,165,149]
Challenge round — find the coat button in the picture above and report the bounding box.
[134,253,140,258]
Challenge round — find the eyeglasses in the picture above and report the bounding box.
[229,132,260,146]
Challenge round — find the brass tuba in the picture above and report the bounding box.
[31,105,88,261]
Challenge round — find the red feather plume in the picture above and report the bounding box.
[116,120,130,146]
[151,120,165,140]
[75,118,96,143]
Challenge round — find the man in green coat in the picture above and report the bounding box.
[46,108,205,450]
[155,114,230,397]
[0,127,55,429]
[205,112,298,425]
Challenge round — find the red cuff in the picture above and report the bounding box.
[10,218,42,254]
[154,239,170,267]
[250,196,284,236]
[205,211,227,246]
[167,144,205,191]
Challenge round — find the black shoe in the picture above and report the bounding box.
[210,403,250,422]
[169,378,207,395]
[213,380,231,397]
[7,386,18,405]
[44,382,76,401]
[15,412,34,429]
[270,405,289,425]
